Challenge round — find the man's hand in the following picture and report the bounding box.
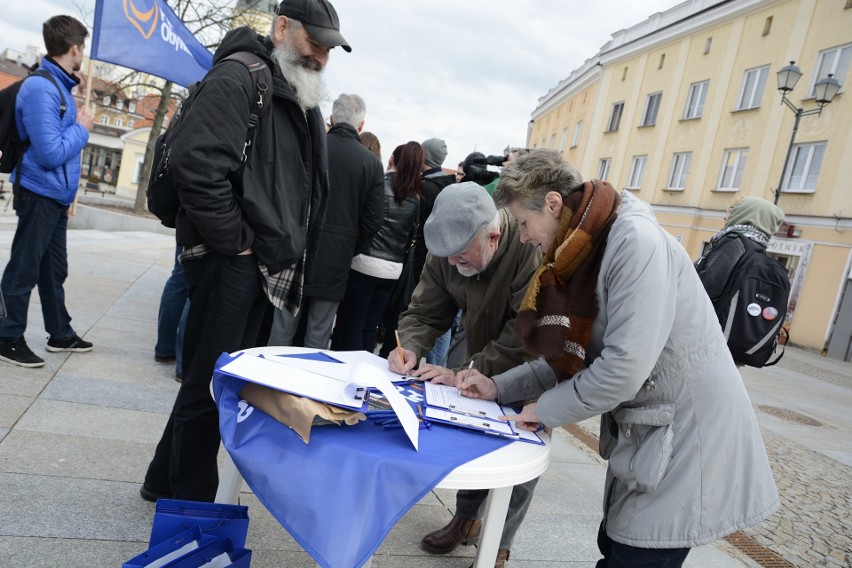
[500,402,541,431]
[387,347,417,375]
[411,363,454,384]
[456,368,498,400]
[77,107,93,131]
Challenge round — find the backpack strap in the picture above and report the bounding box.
[222,52,273,164]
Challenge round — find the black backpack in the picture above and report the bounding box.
[146,52,272,227]
[0,69,66,202]
[710,235,791,367]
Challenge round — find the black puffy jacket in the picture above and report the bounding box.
[172,28,328,275]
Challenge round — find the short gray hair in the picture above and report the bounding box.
[331,93,366,128]
[494,149,584,211]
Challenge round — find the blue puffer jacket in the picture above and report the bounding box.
[13,57,88,205]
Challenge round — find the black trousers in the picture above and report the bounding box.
[144,252,270,501]
[596,521,690,568]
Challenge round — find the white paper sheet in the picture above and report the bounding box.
[221,353,420,450]
[424,407,516,436]
[424,382,506,419]
[322,350,410,383]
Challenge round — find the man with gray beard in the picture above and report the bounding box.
[141,0,350,503]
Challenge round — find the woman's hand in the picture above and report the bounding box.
[457,368,498,400]
[501,403,542,431]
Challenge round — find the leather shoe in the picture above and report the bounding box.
[140,485,171,503]
[421,514,482,554]
[468,548,510,568]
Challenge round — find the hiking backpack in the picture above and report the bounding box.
[146,52,272,227]
[709,235,791,367]
[0,69,66,202]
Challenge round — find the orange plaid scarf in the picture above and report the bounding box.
[516,180,620,382]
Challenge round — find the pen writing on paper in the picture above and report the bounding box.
[459,360,474,395]
[394,330,407,375]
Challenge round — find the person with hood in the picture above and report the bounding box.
[0,15,94,368]
[141,0,350,503]
[446,150,779,567]
[695,196,785,300]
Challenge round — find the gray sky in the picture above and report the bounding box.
[1,0,680,168]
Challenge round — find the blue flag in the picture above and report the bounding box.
[91,0,212,87]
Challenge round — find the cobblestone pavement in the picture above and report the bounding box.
[569,348,852,568]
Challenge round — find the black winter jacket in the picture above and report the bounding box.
[359,175,419,264]
[303,123,384,301]
[172,28,328,275]
[695,231,764,300]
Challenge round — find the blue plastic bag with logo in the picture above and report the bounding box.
[149,499,249,549]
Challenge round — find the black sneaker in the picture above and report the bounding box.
[0,338,46,368]
[45,334,94,353]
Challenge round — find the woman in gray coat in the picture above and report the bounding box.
[451,150,778,567]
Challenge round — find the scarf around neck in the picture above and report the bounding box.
[516,180,620,382]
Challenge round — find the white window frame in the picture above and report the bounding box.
[606,102,624,132]
[683,80,709,119]
[113,117,123,127]
[102,95,111,106]
[627,156,647,190]
[572,121,582,147]
[781,142,826,194]
[598,158,611,180]
[810,43,851,97]
[667,152,691,190]
[641,92,662,126]
[717,148,748,192]
[128,101,137,113]
[100,114,109,124]
[736,65,769,110]
[559,128,569,152]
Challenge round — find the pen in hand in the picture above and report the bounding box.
[394,330,406,375]
[459,360,474,396]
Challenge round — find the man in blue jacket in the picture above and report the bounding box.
[0,15,94,368]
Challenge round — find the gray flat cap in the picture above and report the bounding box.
[424,182,497,257]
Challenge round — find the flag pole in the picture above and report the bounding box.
[72,56,95,217]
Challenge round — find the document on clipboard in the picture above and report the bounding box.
[423,382,544,444]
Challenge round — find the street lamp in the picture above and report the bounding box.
[773,61,842,205]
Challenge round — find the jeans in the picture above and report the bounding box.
[331,269,397,352]
[425,309,462,365]
[269,296,339,349]
[455,477,540,549]
[0,188,74,342]
[144,252,270,501]
[155,246,188,360]
[596,522,690,567]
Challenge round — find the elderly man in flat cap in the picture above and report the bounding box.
[388,182,541,567]
[141,0,350,503]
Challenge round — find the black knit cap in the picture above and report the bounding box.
[277,0,351,52]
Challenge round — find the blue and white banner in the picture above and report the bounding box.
[91,0,213,87]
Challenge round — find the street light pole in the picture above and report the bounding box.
[773,61,842,205]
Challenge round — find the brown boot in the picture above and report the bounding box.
[467,548,510,568]
[421,514,482,554]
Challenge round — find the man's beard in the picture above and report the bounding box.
[272,42,326,111]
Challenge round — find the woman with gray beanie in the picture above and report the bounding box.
[695,196,785,300]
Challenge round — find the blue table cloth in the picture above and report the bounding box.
[213,352,510,568]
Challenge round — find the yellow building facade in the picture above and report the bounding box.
[529,0,852,359]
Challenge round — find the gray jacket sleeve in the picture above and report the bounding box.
[492,358,557,405]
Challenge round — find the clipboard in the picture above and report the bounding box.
[422,383,544,444]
